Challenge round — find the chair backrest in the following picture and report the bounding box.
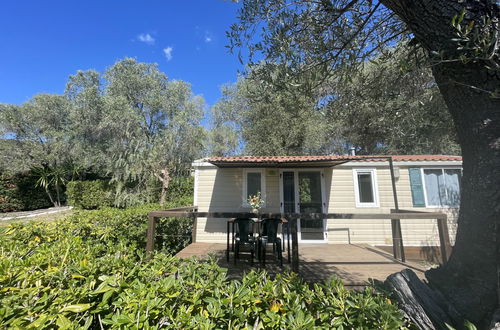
[234,218,254,243]
[261,218,281,243]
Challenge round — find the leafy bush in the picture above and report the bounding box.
[166,176,194,203]
[0,172,53,212]
[0,204,406,329]
[66,180,113,209]
[68,176,193,209]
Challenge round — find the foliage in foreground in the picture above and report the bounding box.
[0,205,406,329]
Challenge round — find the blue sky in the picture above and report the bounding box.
[0,0,244,109]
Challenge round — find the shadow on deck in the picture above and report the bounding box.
[176,243,429,288]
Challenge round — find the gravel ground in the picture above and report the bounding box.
[0,206,73,221]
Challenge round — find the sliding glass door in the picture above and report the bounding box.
[281,170,326,242]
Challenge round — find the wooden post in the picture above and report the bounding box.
[389,157,405,262]
[290,217,299,273]
[287,222,291,263]
[436,215,451,264]
[191,209,198,243]
[226,220,230,262]
[146,214,156,256]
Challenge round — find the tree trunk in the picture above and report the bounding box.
[427,60,500,327]
[158,168,171,205]
[55,183,61,207]
[380,0,500,326]
[44,186,56,207]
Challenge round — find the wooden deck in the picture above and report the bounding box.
[176,243,429,287]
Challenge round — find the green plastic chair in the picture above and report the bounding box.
[234,218,256,265]
[259,218,283,266]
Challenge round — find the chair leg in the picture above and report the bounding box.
[278,243,283,267]
[250,245,254,266]
[262,243,266,266]
[234,243,239,264]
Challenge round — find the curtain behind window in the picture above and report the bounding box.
[424,169,461,207]
[444,169,461,207]
[424,169,445,206]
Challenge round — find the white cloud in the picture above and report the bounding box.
[137,33,155,45]
[163,47,173,61]
[204,31,213,43]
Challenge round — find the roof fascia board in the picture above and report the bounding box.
[339,161,462,167]
[192,159,463,168]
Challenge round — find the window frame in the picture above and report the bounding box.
[352,168,380,208]
[421,167,462,208]
[242,169,266,207]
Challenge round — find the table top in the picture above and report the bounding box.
[228,217,288,223]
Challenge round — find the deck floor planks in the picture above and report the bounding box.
[176,243,428,286]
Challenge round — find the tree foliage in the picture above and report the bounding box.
[0,94,73,206]
[212,46,460,156]
[211,64,341,156]
[0,58,206,207]
[328,44,460,155]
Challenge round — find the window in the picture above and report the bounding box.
[353,169,379,207]
[242,169,266,205]
[422,168,461,207]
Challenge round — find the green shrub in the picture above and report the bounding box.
[166,176,194,203]
[0,204,407,329]
[67,180,113,209]
[0,172,53,212]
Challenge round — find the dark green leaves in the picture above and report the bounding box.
[0,205,407,329]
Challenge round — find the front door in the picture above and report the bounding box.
[281,170,326,242]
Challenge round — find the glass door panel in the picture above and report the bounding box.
[298,171,324,241]
[282,172,295,213]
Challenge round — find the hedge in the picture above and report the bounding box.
[165,176,194,203]
[66,180,113,209]
[68,176,194,210]
[0,203,407,329]
[0,172,53,212]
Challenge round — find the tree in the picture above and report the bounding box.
[1,58,206,207]
[329,44,460,155]
[102,58,205,206]
[212,64,340,156]
[64,69,109,174]
[230,0,500,326]
[0,94,71,206]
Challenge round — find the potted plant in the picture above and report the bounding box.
[248,192,265,214]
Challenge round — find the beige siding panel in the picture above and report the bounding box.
[195,165,458,246]
[195,167,282,242]
[196,217,227,243]
[325,166,457,246]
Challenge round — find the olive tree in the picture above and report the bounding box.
[102,58,205,206]
[0,94,71,206]
[229,0,500,326]
[212,64,339,156]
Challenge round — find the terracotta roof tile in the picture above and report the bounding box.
[207,155,462,163]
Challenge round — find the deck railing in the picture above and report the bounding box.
[147,207,451,272]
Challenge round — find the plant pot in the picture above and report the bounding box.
[251,208,259,214]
